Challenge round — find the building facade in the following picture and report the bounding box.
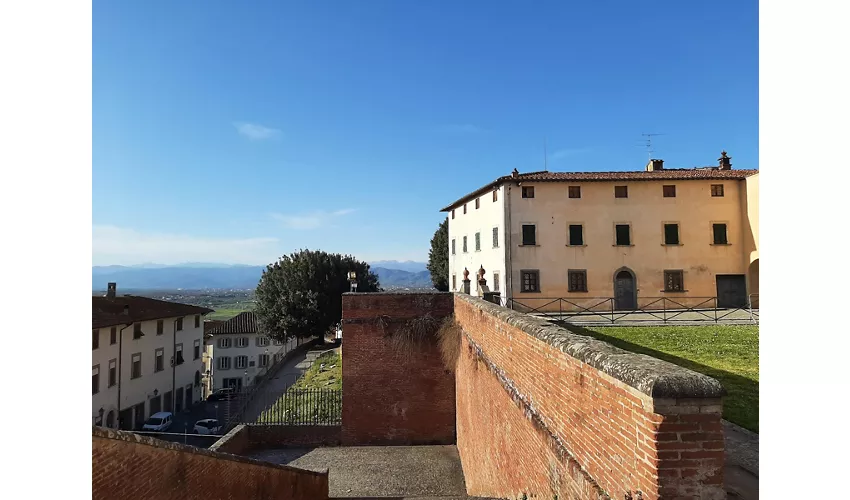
[205,312,303,392]
[92,283,212,430]
[442,153,759,311]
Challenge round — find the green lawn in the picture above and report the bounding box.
[257,351,341,424]
[563,324,759,433]
[207,307,250,321]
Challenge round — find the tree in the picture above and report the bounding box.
[427,218,449,291]
[254,249,380,340]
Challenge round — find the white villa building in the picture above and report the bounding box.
[204,312,308,393]
[92,283,212,430]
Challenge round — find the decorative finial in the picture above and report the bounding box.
[463,267,469,280]
[478,265,485,279]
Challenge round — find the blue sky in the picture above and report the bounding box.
[92,0,758,266]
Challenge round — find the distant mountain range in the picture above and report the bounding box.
[92,261,432,290]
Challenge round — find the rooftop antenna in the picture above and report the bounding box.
[641,133,664,161]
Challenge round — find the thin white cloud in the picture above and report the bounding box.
[92,225,280,266]
[270,208,357,230]
[234,122,281,141]
[440,123,486,135]
[549,148,589,161]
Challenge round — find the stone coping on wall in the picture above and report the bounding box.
[342,291,452,296]
[93,426,329,477]
[455,293,726,399]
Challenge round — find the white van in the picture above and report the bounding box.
[141,412,173,432]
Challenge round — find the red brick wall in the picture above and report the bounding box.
[212,424,342,454]
[454,294,726,500]
[92,427,329,500]
[341,292,456,446]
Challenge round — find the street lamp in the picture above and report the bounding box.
[348,271,358,293]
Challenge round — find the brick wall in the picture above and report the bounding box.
[212,424,342,454]
[92,427,329,500]
[341,292,456,446]
[453,294,726,500]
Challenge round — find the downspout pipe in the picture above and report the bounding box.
[116,311,132,428]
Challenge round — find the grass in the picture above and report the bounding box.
[257,351,342,424]
[207,308,246,321]
[561,324,759,433]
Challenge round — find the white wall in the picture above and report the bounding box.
[208,334,299,391]
[447,186,507,296]
[92,314,206,429]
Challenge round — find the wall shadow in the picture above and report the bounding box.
[557,322,759,433]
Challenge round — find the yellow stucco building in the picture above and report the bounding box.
[442,152,759,311]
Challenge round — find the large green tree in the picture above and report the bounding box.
[427,218,449,291]
[254,249,380,340]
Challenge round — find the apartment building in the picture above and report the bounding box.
[92,283,213,429]
[441,152,759,310]
[205,312,302,392]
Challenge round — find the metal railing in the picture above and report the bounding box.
[498,295,759,325]
[254,389,342,426]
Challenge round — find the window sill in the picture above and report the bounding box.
[519,290,541,293]
[566,244,587,247]
[662,243,684,246]
[568,290,589,293]
[518,244,539,247]
[710,243,731,246]
[661,290,689,293]
[613,244,635,247]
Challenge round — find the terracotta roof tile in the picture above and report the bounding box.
[440,168,758,211]
[205,312,259,335]
[92,295,213,329]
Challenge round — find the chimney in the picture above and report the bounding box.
[646,159,664,171]
[718,151,732,170]
[511,168,519,178]
[107,282,117,299]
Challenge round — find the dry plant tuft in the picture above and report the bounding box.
[388,314,440,360]
[436,316,462,372]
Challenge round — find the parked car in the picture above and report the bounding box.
[141,412,173,432]
[206,388,235,402]
[193,419,222,435]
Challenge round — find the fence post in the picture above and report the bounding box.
[662,298,667,324]
[559,299,563,323]
[714,298,718,323]
[610,298,615,324]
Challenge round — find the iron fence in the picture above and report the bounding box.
[498,295,759,325]
[253,389,342,425]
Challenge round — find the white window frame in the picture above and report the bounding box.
[237,337,249,348]
[218,356,231,370]
[256,336,270,347]
[235,355,248,369]
[258,354,269,367]
[218,337,231,348]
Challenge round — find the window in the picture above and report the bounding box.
[235,355,248,369]
[274,352,285,363]
[110,327,117,345]
[493,190,498,202]
[522,186,535,198]
[273,339,283,346]
[176,318,184,331]
[92,365,100,395]
[194,339,201,360]
[218,357,231,370]
[475,232,481,251]
[218,337,232,348]
[712,223,728,245]
[131,353,142,379]
[452,274,457,291]
[663,185,676,197]
[568,186,581,199]
[451,209,455,219]
[93,330,99,350]
[664,223,680,245]
[108,359,117,387]
[157,320,164,335]
[463,203,467,214]
[256,336,270,347]
[451,239,456,255]
[493,272,500,292]
[475,198,480,209]
[664,270,685,292]
[133,323,143,339]
[521,224,536,245]
[259,354,270,367]
[237,337,249,348]
[614,185,628,198]
[711,184,724,197]
[155,348,164,372]
[568,224,584,246]
[615,224,631,246]
[463,236,468,253]
[195,315,201,328]
[492,227,499,248]
[175,344,184,365]
[521,270,540,293]
[568,270,588,292]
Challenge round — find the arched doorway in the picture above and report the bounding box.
[613,268,637,310]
